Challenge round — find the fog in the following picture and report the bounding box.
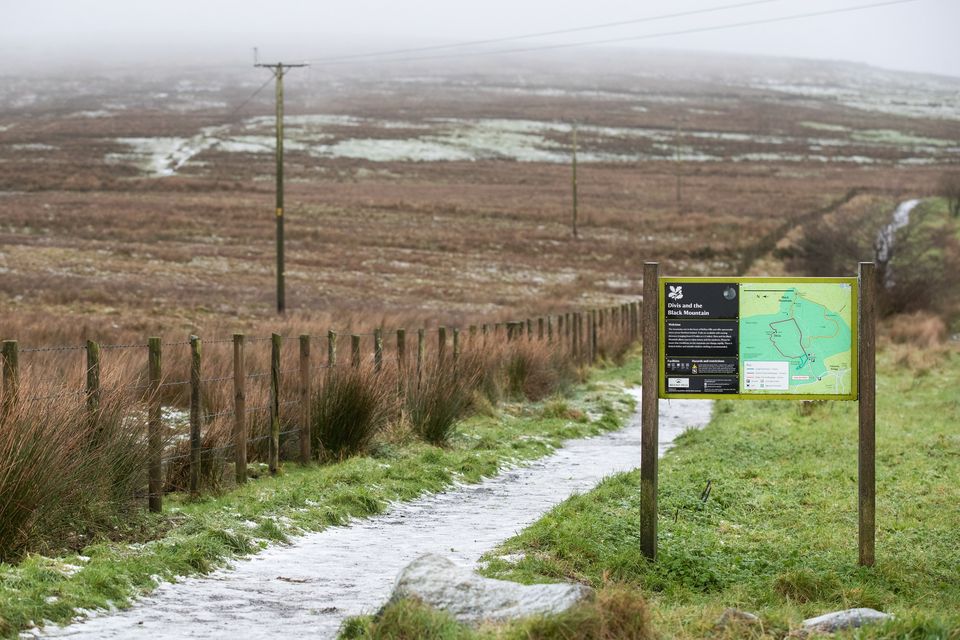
[0,0,957,77]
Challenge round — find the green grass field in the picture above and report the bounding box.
[477,346,960,638]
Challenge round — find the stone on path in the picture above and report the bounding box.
[384,554,592,624]
[801,608,892,633]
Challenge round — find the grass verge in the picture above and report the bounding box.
[475,346,960,639]
[0,357,640,638]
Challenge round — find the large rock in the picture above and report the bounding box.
[384,554,593,624]
[802,608,893,633]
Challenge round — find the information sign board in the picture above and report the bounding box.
[659,277,858,400]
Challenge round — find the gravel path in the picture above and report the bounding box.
[40,390,712,639]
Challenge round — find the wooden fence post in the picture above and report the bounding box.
[373,328,384,372]
[571,314,579,359]
[189,335,202,497]
[328,330,338,369]
[438,326,447,361]
[351,335,361,368]
[269,333,281,475]
[538,317,544,341]
[86,339,101,416]
[148,337,162,513]
[453,328,461,365]
[469,325,477,348]
[547,316,553,343]
[579,313,586,361]
[233,334,247,485]
[527,318,533,341]
[482,324,489,346]
[591,309,598,362]
[299,334,311,465]
[417,328,425,391]
[397,328,407,387]
[641,263,660,560]
[557,315,564,347]
[859,261,877,567]
[1,340,18,416]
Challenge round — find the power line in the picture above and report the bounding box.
[309,0,922,67]
[225,74,276,121]
[304,0,790,64]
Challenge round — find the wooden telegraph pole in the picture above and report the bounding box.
[571,123,579,239]
[256,54,308,314]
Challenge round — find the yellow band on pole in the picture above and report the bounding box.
[276,208,283,217]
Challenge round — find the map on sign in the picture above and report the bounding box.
[739,282,854,395]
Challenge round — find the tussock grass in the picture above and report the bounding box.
[406,353,482,445]
[0,391,155,562]
[503,340,578,402]
[311,363,397,460]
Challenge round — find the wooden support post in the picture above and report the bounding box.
[591,309,598,362]
[577,313,585,359]
[269,333,281,475]
[482,324,489,346]
[374,328,383,372]
[299,334,311,465]
[469,325,477,347]
[557,314,564,346]
[438,326,447,361]
[351,335,361,368]
[547,316,553,343]
[148,337,162,513]
[640,263,660,560]
[189,335,202,497]
[506,322,515,342]
[565,312,572,346]
[397,328,407,384]
[452,327,461,364]
[86,339,101,416]
[527,318,533,341]
[417,328,425,391]
[538,317,544,341]
[233,334,247,485]
[328,330,338,369]
[570,314,578,359]
[1,340,18,417]
[859,262,877,567]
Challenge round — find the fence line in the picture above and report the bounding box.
[0,301,643,509]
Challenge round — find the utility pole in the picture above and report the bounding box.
[571,123,579,239]
[255,54,308,314]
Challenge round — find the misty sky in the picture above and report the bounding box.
[1,0,958,77]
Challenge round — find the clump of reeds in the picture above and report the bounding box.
[406,353,481,445]
[310,363,396,460]
[504,339,578,401]
[0,390,152,561]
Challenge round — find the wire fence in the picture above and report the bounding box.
[0,302,642,509]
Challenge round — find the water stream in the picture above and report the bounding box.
[40,390,712,640]
[875,198,921,286]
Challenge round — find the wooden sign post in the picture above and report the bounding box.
[640,262,876,566]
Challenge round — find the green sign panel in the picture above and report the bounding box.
[658,277,858,400]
